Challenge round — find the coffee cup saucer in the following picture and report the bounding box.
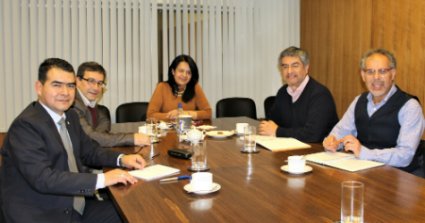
[281,165,313,174]
[184,182,221,195]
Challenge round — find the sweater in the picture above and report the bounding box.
[270,77,338,142]
[147,82,212,120]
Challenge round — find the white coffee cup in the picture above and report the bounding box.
[236,123,249,135]
[138,126,147,134]
[287,155,306,173]
[191,172,213,191]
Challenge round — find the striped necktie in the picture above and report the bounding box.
[58,118,86,215]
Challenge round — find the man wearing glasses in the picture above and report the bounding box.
[0,58,143,222]
[323,48,424,173]
[73,62,150,147]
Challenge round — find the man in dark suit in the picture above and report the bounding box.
[72,61,150,147]
[0,58,144,223]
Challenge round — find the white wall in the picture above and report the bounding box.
[0,0,299,132]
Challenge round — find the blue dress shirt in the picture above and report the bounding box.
[329,85,424,167]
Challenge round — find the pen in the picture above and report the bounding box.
[151,153,160,159]
[160,175,191,182]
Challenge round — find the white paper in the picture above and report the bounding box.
[305,152,384,172]
[255,136,311,152]
[129,164,180,181]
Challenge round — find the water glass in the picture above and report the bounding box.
[243,126,257,153]
[341,181,364,223]
[145,118,158,142]
[190,141,208,171]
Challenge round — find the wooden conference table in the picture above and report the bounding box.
[109,117,425,223]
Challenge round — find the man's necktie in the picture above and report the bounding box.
[58,118,86,215]
[87,106,97,126]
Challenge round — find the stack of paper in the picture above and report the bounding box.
[255,135,311,152]
[305,152,385,172]
[129,164,180,181]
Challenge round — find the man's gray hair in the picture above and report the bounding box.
[360,48,397,69]
[278,46,310,66]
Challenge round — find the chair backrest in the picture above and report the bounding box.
[264,96,276,120]
[97,104,111,122]
[216,97,257,119]
[115,102,149,123]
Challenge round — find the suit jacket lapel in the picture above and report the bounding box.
[34,102,64,148]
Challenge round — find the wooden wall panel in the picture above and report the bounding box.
[301,0,373,117]
[372,0,425,102]
[302,0,425,137]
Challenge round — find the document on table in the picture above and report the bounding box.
[129,164,180,181]
[305,151,385,172]
[255,135,311,152]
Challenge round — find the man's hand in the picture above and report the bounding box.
[258,120,278,136]
[120,154,146,170]
[104,169,138,187]
[322,135,341,152]
[341,135,362,157]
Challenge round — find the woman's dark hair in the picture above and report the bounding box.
[167,54,199,103]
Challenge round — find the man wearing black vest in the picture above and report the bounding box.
[258,46,338,143]
[323,48,424,171]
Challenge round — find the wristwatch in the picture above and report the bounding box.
[118,155,124,167]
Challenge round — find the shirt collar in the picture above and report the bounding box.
[77,89,96,108]
[287,75,310,102]
[39,101,66,127]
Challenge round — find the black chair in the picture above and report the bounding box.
[216,97,257,119]
[263,96,276,120]
[115,102,149,123]
[97,104,111,122]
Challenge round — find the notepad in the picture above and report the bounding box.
[129,164,180,181]
[305,151,385,172]
[255,136,311,152]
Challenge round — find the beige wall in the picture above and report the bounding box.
[301,0,425,118]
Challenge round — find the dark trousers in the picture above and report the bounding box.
[71,198,123,223]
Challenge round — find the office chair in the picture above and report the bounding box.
[97,104,111,122]
[216,97,257,119]
[115,102,149,123]
[263,96,276,120]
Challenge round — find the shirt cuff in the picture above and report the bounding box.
[96,173,105,189]
[358,145,371,160]
[117,154,124,166]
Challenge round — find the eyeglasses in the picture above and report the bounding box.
[362,67,393,76]
[80,77,106,87]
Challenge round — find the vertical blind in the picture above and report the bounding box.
[0,0,300,131]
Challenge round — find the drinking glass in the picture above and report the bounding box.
[190,140,208,171]
[242,126,257,153]
[145,118,159,163]
[341,181,364,223]
[145,118,158,143]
